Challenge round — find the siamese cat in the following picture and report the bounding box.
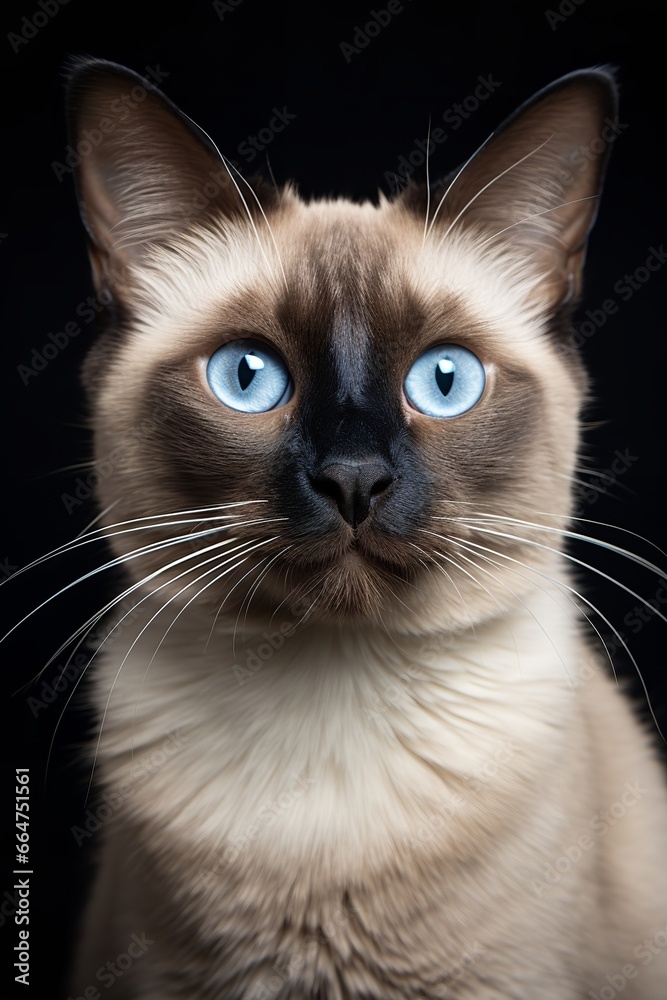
[52,60,667,998]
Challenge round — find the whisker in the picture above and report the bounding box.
[433,502,667,564]
[5,501,270,584]
[84,535,281,800]
[236,545,293,649]
[267,572,324,632]
[553,468,635,499]
[456,543,575,683]
[77,499,122,538]
[436,134,555,248]
[455,522,667,624]
[45,534,257,689]
[441,531,664,738]
[42,535,271,781]
[408,540,478,635]
[178,108,288,292]
[452,536,619,688]
[4,515,282,643]
[230,553,279,661]
[17,519,284,696]
[421,113,432,251]
[224,158,289,292]
[424,123,503,242]
[475,196,598,250]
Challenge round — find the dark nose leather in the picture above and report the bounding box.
[312,460,394,527]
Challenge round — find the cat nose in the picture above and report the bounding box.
[312,460,394,528]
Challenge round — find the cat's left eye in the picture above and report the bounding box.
[404,344,486,418]
[206,339,293,413]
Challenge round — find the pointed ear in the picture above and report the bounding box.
[423,69,619,310]
[65,59,252,296]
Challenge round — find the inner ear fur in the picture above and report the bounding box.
[66,58,269,295]
[406,69,619,310]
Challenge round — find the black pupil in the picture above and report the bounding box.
[238,354,257,391]
[435,362,455,396]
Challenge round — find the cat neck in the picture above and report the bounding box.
[90,582,585,880]
[94,577,583,784]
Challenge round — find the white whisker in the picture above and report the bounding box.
[77,499,121,538]
[475,196,598,249]
[443,531,664,739]
[420,113,432,251]
[5,501,270,585]
[426,535,572,685]
[43,534,270,781]
[4,515,283,644]
[178,108,287,292]
[456,522,667,626]
[452,536,619,688]
[235,545,293,649]
[436,134,555,248]
[86,535,281,800]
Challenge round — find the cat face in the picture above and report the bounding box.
[68,61,617,633]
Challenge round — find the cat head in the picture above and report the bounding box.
[66,59,618,634]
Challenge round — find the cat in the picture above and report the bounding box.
[49,58,667,998]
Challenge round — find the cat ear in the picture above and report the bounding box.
[65,59,254,296]
[419,69,619,310]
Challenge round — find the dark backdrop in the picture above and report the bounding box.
[1,1,665,996]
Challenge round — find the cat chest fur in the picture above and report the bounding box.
[83,598,628,998]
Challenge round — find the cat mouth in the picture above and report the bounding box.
[253,527,421,622]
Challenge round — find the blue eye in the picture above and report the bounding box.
[404,345,485,417]
[206,339,293,413]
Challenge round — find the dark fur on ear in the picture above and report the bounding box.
[65,57,278,298]
[396,68,619,312]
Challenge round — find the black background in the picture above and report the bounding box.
[1,1,666,996]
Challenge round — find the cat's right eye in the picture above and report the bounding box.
[206,339,293,413]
